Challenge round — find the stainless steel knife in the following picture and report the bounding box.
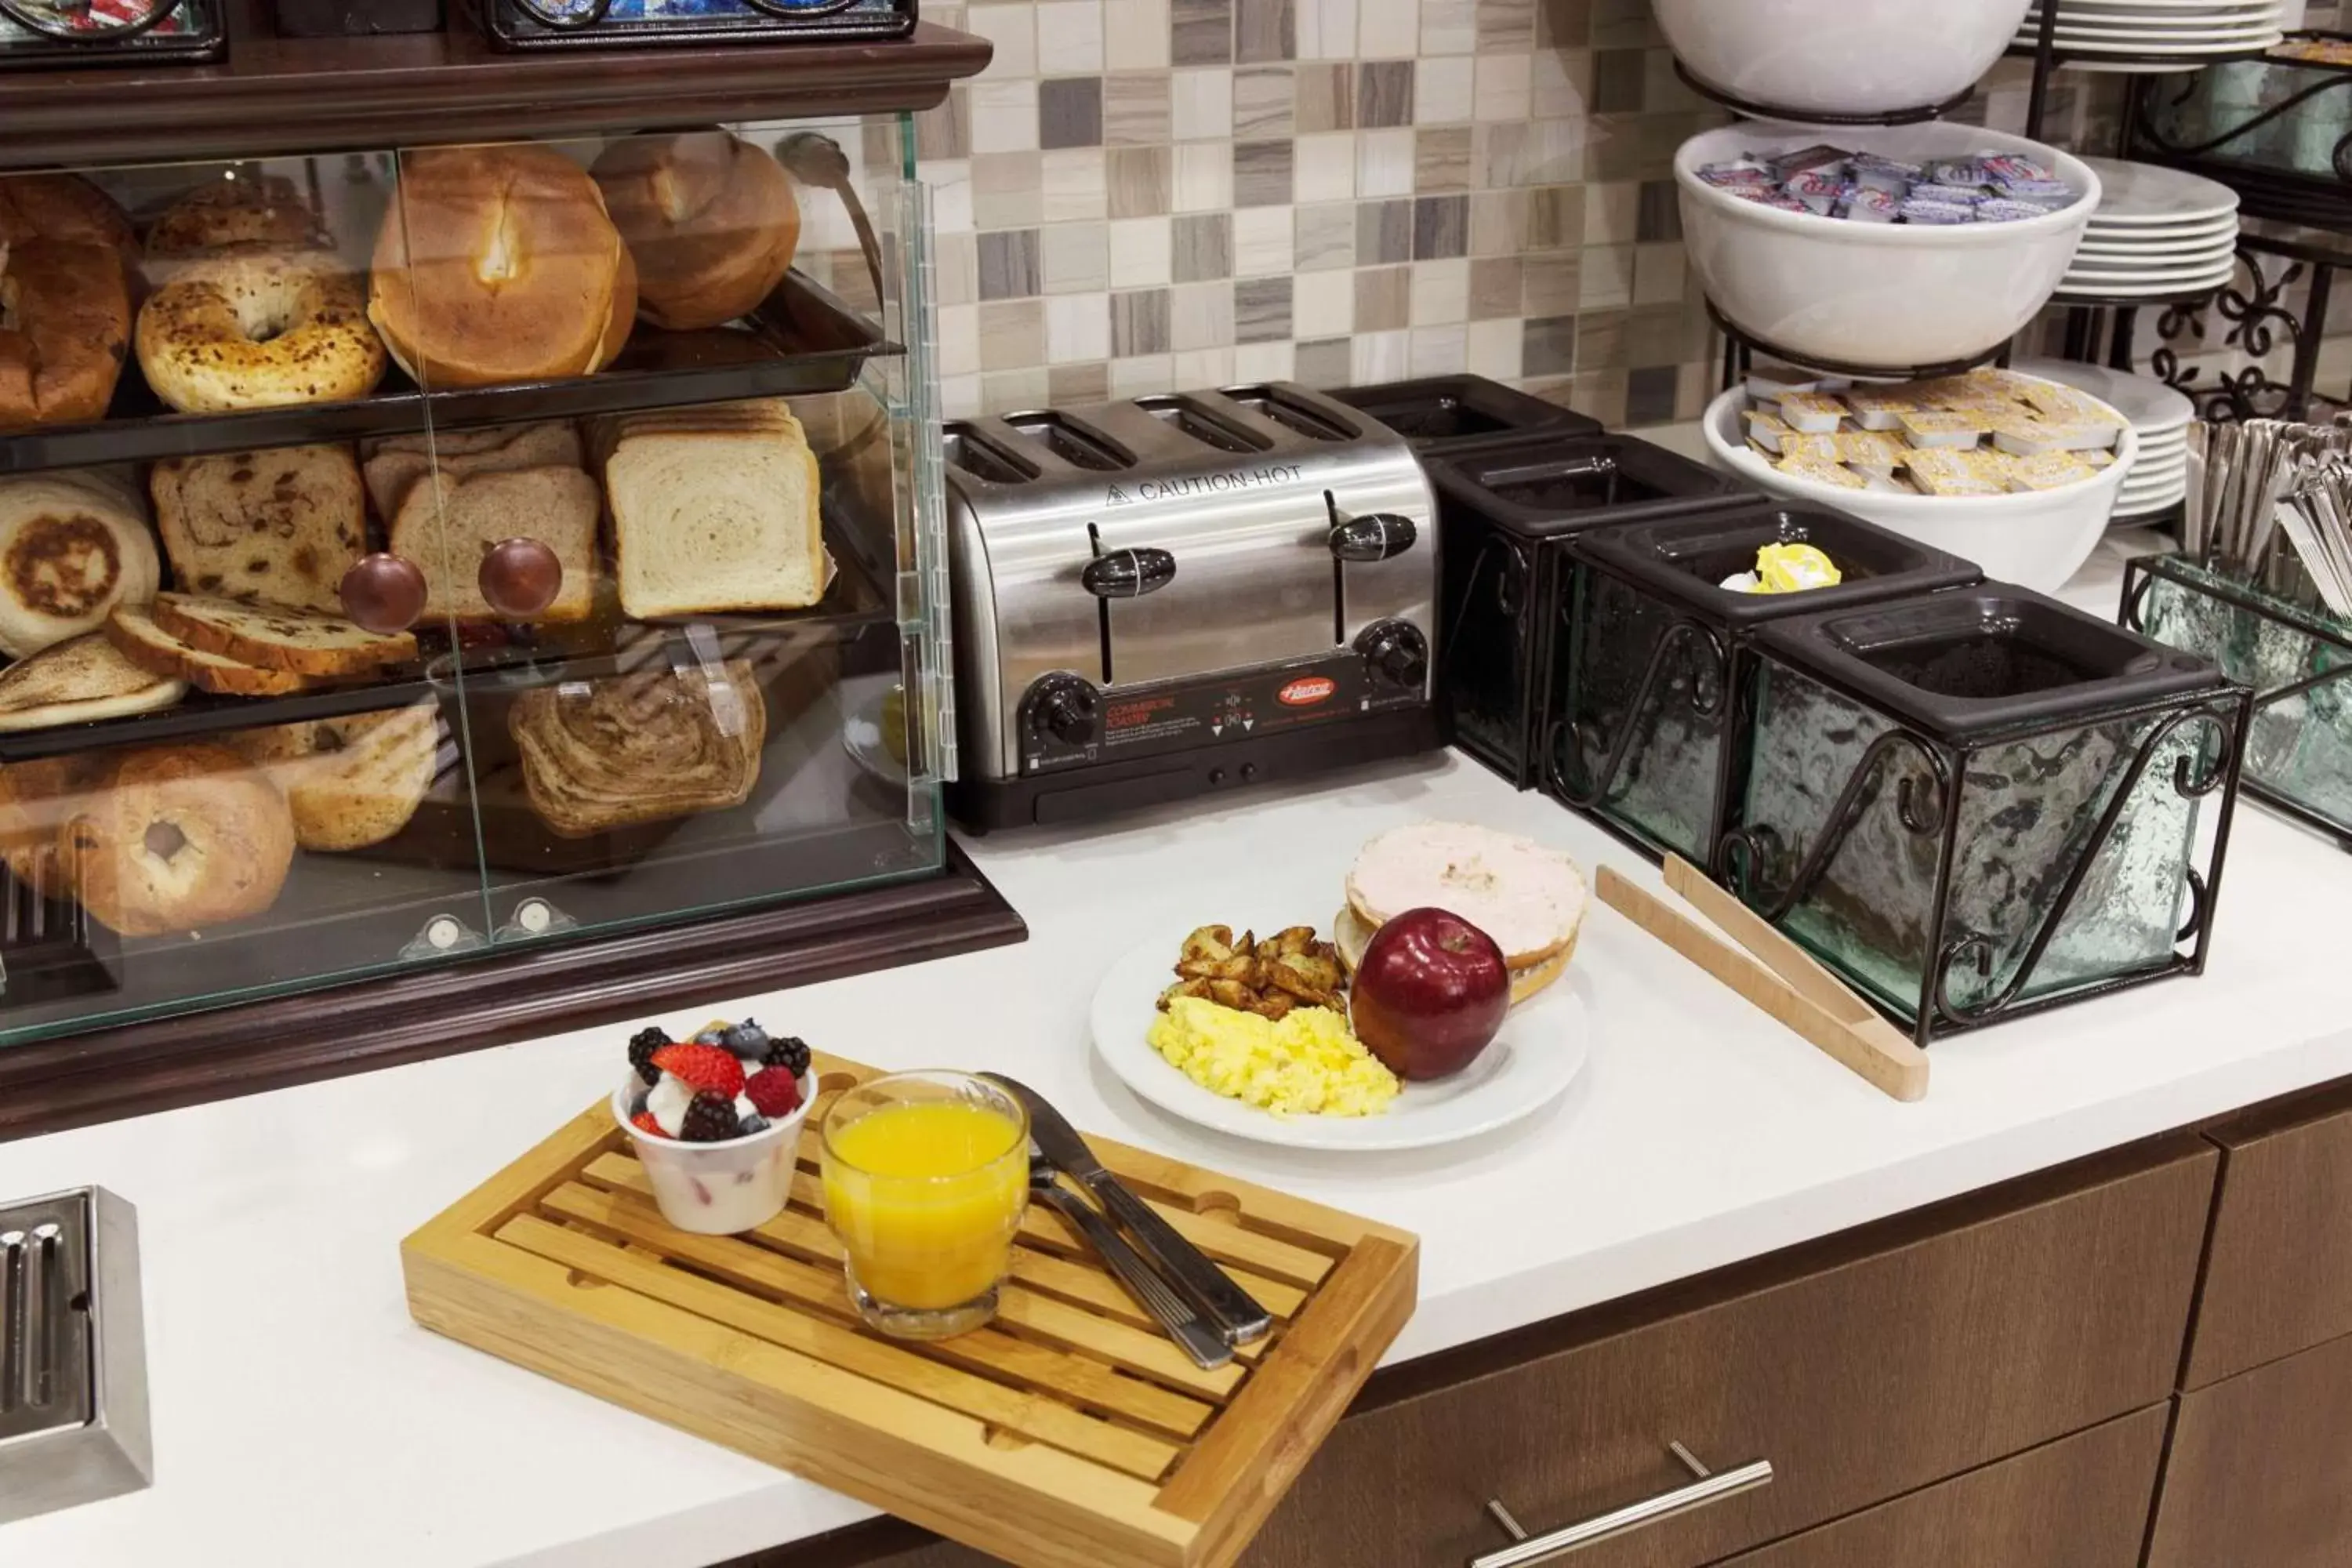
[1028,1159,1232,1370]
[985,1073,1273,1345]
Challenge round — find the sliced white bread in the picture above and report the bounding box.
[228,699,439,851]
[148,591,417,677]
[387,466,599,624]
[1332,903,1570,1007]
[103,604,308,696]
[1345,822,1589,970]
[148,444,365,615]
[0,633,186,731]
[603,414,823,618]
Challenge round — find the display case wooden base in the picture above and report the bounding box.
[0,847,1023,1143]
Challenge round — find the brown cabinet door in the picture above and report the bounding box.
[2187,1081,2352,1388]
[1712,1406,2168,1568]
[1234,1138,2212,1568]
[2148,1330,2352,1568]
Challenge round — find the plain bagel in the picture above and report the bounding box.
[592,130,800,331]
[136,252,387,412]
[368,143,630,388]
[0,237,133,427]
[62,742,296,935]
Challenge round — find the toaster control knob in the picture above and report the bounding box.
[1358,620,1428,691]
[1081,547,1177,599]
[1030,675,1100,746]
[1327,512,1419,563]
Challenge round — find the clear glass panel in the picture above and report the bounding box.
[379,115,947,948]
[0,151,493,1047]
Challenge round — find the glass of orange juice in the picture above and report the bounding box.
[819,1070,1030,1340]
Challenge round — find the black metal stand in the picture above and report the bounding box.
[1715,677,2249,1046]
[1711,302,2013,392]
[1671,58,1976,129]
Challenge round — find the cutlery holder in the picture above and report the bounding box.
[1427,434,1751,789]
[2124,553,2352,851]
[1545,503,1979,866]
[1726,589,2249,1043]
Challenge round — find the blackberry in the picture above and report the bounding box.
[760,1035,812,1076]
[679,1092,742,1142]
[722,1019,771,1056]
[627,1026,669,1086]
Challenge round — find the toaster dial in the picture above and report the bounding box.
[1357,619,1429,691]
[1026,673,1102,747]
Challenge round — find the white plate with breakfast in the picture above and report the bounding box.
[1089,823,1593,1152]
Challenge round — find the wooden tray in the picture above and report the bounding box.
[402,1054,1419,1568]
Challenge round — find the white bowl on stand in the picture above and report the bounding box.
[1655,0,2034,119]
[1677,122,2101,372]
[1700,385,2138,593]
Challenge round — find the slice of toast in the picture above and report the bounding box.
[148,592,416,677]
[361,422,586,521]
[604,418,823,619]
[388,466,600,624]
[149,445,366,616]
[0,633,187,731]
[104,604,309,696]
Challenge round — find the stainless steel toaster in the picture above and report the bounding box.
[943,383,1440,830]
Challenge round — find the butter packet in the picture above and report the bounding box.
[1778,433,1843,463]
[1907,448,2003,497]
[1744,408,1798,452]
[1991,415,2122,454]
[1896,409,1985,449]
[2005,451,2100,492]
[1776,391,1849,434]
[1775,452,1868,491]
[1842,387,1919,430]
[1834,430,1907,476]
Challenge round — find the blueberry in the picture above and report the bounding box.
[724,1019,771,1054]
[691,1024,728,1046]
[739,1113,768,1134]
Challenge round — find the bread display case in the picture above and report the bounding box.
[0,51,1014,1132]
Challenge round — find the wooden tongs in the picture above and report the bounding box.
[1597,855,1929,1102]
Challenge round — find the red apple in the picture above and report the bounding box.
[1350,906,1511,1080]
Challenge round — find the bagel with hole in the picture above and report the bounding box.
[592,130,800,332]
[0,238,132,428]
[136,252,387,412]
[369,143,633,388]
[62,742,296,935]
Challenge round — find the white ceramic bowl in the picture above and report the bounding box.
[1654,0,2033,119]
[1700,386,2138,593]
[1677,123,2101,372]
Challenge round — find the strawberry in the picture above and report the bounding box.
[743,1067,803,1119]
[650,1042,745,1100]
[631,1110,665,1138]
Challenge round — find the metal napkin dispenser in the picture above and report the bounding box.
[0,1186,151,1526]
[944,384,1439,831]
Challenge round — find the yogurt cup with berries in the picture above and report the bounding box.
[611,1018,815,1235]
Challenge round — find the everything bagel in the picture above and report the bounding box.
[136,251,387,412]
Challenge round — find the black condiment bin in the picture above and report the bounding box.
[1328,375,1599,455]
[1428,433,1751,788]
[1729,588,2249,1044]
[1548,503,1980,867]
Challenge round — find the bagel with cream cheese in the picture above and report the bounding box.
[136,252,386,412]
[368,143,633,388]
[1340,822,1588,1005]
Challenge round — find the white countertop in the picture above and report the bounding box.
[7,536,2349,1568]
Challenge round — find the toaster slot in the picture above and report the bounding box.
[1221,386,1355,442]
[1001,412,1131,472]
[942,425,1039,485]
[1132,395,1271,455]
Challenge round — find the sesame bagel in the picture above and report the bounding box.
[136,252,387,413]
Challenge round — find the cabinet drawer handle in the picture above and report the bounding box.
[1473,1441,1774,1568]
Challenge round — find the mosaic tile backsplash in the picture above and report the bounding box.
[914,0,2352,423]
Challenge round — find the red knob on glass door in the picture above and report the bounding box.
[340,553,430,634]
[479,538,564,619]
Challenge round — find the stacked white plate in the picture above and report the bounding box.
[2015,0,2288,72]
[2056,158,2240,300]
[2016,358,2194,517]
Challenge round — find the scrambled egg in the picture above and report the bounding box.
[1148,996,1400,1118]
